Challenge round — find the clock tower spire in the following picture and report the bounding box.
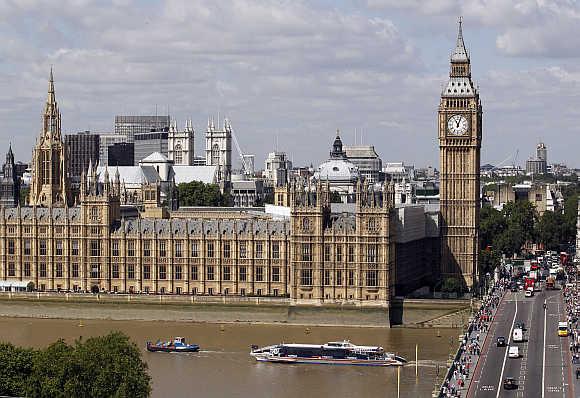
[438,18,482,291]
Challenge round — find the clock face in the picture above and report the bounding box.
[447,115,469,136]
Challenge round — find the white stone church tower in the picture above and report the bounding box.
[168,120,194,165]
[205,117,232,184]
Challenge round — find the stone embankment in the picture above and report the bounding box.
[0,292,472,328]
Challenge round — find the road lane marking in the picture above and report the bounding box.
[496,294,518,398]
[543,295,547,398]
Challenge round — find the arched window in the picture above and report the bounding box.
[174,144,183,165]
[211,144,220,165]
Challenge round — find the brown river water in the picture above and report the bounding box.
[0,317,458,397]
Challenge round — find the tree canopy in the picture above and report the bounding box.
[479,181,578,263]
[0,331,151,398]
[177,181,231,207]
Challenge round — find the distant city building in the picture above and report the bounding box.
[168,120,194,166]
[14,162,28,179]
[415,166,438,180]
[241,154,255,176]
[264,151,292,187]
[383,162,415,183]
[485,182,562,216]
[394,180,415,205]
[344,145,382,183]
[536,142,547,163]
[99,133,127,166]
[525,141,548,175]
[415,181,439,204]
[526,158,547,175]
[134,129,169,165]
[205,117,232,185]
[65,131,100,181]
[0,145,19,207]
[231,175,263,207]
[108,142,134,167]
[114,115,170,143]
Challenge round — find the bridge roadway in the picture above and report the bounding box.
[468,287,573,398]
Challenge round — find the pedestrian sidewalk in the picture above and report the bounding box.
[438,281,507,398]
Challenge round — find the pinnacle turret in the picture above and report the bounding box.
[451,17,469,62]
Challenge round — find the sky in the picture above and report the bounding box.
[0,0,579,170]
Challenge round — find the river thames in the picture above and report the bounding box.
[0,317,459,397]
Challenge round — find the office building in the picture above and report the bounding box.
[108,142,134,167]
[114,115,170,143]
[134,129,169,165]
[65,131,100,181]
[99,133,128,166]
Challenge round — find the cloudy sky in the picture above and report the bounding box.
[1,0,578,169]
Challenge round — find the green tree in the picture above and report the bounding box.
[479,205,506,250]
[177,181,230,207]
[536,210,566,250]
[479,249,501,275]
[0,343,34,397]
[502,201,537,244]
[0,331,150,398]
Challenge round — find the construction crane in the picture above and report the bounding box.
[490,149,519,170]
[228,120,252,176]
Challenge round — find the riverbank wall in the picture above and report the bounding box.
[0,292,472,328]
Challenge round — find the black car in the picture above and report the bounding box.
[503,377,518,390]
[515,322,525,330]
[510,285,518,292]
[497,336,506,347]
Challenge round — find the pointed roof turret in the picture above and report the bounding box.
[6,143,13,163]
[451,17,469,62]
[46,67,57,111]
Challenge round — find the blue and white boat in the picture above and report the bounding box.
[146,337,199,353]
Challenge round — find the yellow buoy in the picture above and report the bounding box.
[78,320,84,327]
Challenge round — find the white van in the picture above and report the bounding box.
[508,346,519,358]
[513,328,524,342]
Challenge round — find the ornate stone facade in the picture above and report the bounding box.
[205,117,232,185]
[290,179,395,302]
[0,179,396,304]
[0,145,19,207]
[29,69,70,207]
[438,20,482,290]
[168,120,194,166]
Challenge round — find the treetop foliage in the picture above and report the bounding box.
[177,181,231,207]
[0,331,151,398]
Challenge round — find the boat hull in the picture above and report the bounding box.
[146,345,200,353]
[253,355,404,367]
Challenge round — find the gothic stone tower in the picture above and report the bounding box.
[438,19,482,290]
[168,119,194,166]
[205,117,232,185]
[29,69,70,207]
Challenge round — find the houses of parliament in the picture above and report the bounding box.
[0,21,481,302]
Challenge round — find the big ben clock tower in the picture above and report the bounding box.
[439,18,482,290]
